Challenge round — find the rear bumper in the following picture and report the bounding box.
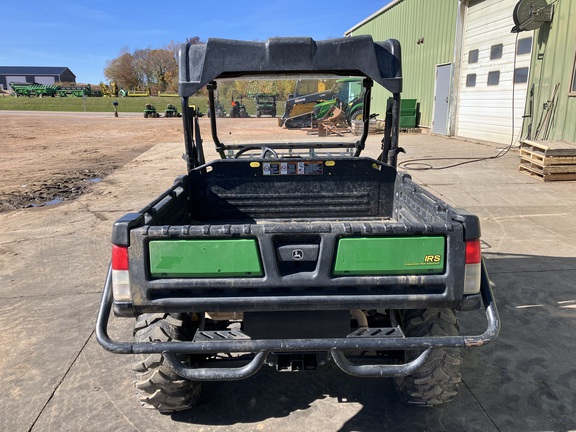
[95,260,500,379]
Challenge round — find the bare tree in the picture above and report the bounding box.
[132,48,177,92]
[104,37,203,92]
[104,48,140,90]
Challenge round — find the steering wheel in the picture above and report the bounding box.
[234,145,279,159]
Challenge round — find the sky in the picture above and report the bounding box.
[0,1,391,85]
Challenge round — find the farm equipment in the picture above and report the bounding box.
[278,80,333,128]
[336,78,365,123]
[100,82,119,97]
[188,104,203,118]
[126,88,151,97]
[10,82,58,97]
[230,95,249,118]
[207,94,226,118]
[9,82,31,96]
[10,82,97,98]
[56,84,93,97]
[164,104,181,117]
[254,94,277,117]
[96,36,499,413]
[143,104,159,118]
[280,78,364,128]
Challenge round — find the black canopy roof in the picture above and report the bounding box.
[178,35,402,97]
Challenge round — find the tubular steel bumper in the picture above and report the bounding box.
[95,262,500,380]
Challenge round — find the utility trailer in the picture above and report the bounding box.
[96,36,500,413]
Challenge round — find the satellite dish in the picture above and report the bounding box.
[511,0,555,33]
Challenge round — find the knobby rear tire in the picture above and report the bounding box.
[348,109,363,125]
[393,308,462,406]
[133,313,201,412]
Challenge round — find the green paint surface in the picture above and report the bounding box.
[149,239,263,277]
[333,237,445,275]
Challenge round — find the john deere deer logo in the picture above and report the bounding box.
[292,249,304,260]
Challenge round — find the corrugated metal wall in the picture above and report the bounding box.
[527,0,576,142]
[348,0,458,127]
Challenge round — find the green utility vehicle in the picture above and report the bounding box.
[97,36,499,413]
[254,93,277,117]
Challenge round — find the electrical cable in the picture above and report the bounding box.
[399,31,522,171]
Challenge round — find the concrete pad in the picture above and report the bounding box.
[0,294,100,431]
[2,133,576,431]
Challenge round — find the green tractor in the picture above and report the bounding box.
[334,77,365,123]
[280,78,365,128]
[254,94,277,117]
[164,104,181,117]
[144,104,159,118]
[230,94,249,118]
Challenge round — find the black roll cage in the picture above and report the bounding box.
[178,36,403,171]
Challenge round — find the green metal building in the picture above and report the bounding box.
[347,0,575,146]
[525,0,576,142]
[345,0,459,130]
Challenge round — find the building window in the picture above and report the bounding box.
[488,71,500,86]
[490,44,503,60]
[466,74,477,87]
[514,67,529,84]
[469,49,479,64]
[517,37,532,55]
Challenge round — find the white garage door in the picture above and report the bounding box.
[35,76,56,85]
[6,76,27,89]
[457,0,532,144]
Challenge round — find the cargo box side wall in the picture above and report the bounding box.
[392,173,455,226]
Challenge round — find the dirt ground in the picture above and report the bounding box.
[0,112,317,212]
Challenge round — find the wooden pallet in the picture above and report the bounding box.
[351,120,384,136]
[519,140,576,181]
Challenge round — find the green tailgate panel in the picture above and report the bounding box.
[149,239,263,277]
[333,237,445,275]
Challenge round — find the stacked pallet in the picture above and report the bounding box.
[351,119,383,136]
[519,140,576,181]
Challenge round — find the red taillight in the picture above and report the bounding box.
[465,239,481,264]
[112,245,129,270]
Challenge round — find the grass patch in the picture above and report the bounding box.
[0,94,203,113]
[0,94,282,115]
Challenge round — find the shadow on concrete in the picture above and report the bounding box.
[167,252,576,431]
[452,252,576,431]
[171,364,475,431]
